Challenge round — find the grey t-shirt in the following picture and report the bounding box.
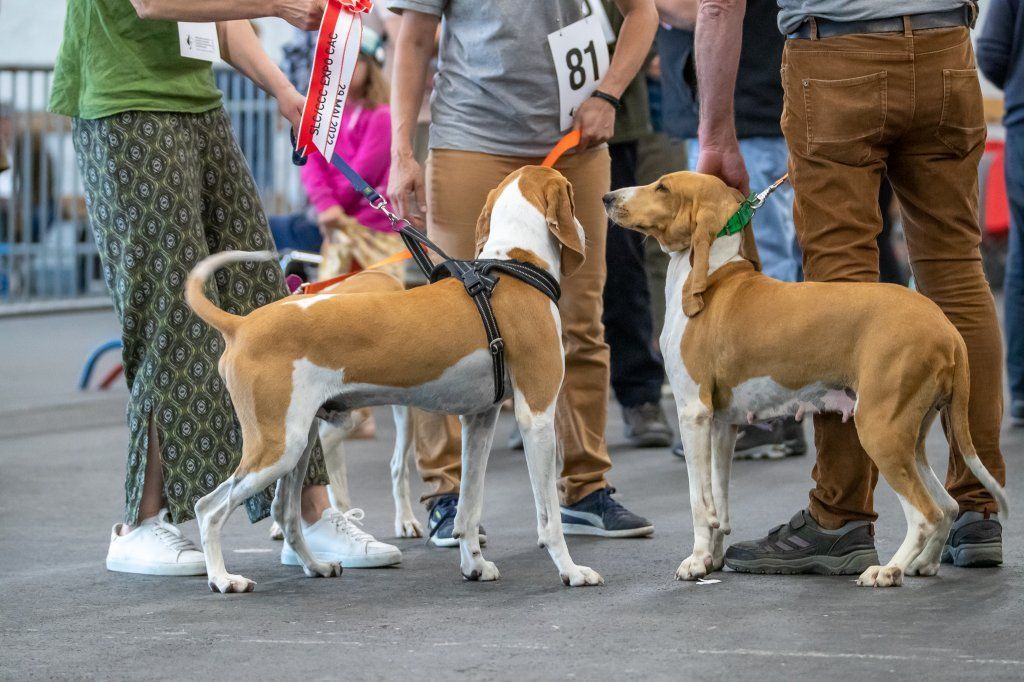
[777,0,968,34]
[386,0,586,156]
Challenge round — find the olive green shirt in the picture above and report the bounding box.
[49,0,222,119]
[602,0,651,144]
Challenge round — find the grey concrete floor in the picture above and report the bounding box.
[1,311,1022,680]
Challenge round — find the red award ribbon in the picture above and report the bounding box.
[295,0,373,160]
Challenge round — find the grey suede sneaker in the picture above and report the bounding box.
[941,511,1002,568]
[725,510,879,575]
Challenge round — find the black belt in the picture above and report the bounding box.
[399,224,561,404]
[788,5,975,40]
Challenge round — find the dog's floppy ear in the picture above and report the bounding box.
[546,175,585,277]
[474,187,499,256]
[681,207,719,317]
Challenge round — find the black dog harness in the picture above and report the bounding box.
[399,224,561,404]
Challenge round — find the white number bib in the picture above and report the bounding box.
[547,15,610,131]
[178,22,220,62]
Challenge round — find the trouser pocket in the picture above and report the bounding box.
[936,68,987,157]
[801,71,887,165]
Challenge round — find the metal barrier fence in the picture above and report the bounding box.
[0,65,306,314]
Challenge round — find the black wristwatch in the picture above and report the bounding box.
[590,90,622,110]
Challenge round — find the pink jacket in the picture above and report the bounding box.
[300,104,392,233]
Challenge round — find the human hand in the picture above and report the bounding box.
[695,139,750,195]
[318,205,346,232]
[277,86,305,132]
[387,153,427,228]
[274,0,326,30]
[572,96,616,150]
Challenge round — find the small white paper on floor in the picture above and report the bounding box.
[696,579,721,585]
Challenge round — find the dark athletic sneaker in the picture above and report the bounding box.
[426,495,486,548]
[622,403,673,448]
[941,511,1002,568]
[724,510,879,575]
[561,487,654,537]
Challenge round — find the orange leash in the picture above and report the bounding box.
[296,131,582,295]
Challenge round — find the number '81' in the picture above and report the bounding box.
[566,40,600,90]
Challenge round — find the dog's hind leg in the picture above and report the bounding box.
[516,400,603,587]
[854,403,944,587]
[709,419,738,571]
[675,400,719,581]
[906,408,958,577]
[279,420,343,579]
[391,406,423,538]
[454,406,502,582]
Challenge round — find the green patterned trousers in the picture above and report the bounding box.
[73,108,328,525]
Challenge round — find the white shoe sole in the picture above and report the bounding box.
[106,556,207,576]
[562,523,654,538]
[429,533,487,548]
[280,547,402,569]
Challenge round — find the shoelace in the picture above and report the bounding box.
[325,508,375,544]
[152,524,200,555]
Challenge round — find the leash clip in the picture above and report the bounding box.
[489,337,505,355]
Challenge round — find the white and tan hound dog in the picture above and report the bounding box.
[187,166,603,592]
[604,171,1007,588]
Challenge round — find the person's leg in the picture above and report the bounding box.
[1004,126,1024,418]
[552,147,614,503]
[883,29,1005,513]
[556,146,653,536]
[413,150,522,511]
[195,110,331,524]
[738,137,800,283]
[603,141,670,446]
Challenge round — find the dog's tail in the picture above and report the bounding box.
[944,336,1008,517]
[186,250,276,339]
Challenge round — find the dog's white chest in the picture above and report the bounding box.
[721,377,857,424]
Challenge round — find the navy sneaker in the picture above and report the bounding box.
[560,487,654,538]
[941,511,1002,567]
[426,495,486,548]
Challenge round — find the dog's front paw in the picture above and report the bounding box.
[675,553,714,581]
[462,560,500,582]
[856,565,903,587]
[302,561,343,579]
[560,565,604,587]
[395,515,423,538]
[209,573,256,594]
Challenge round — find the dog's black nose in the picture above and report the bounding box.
[602,192,614,206]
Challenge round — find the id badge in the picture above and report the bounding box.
[178,22,220,62]
[547,15,610,131]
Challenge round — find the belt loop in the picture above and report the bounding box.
[808,16,819,40]
[903,15,912,36]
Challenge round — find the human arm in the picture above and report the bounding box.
[573,0,659,149]
[216,21,304,130]
[387,9,439,224]
[656,0,698,29]
[693,0,748,192]
[976,0,1018,90]
[130,0,325,30]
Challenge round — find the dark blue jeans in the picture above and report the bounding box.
[269,212,322,252]
[602,141,666,407]
[1005,127,1024,402]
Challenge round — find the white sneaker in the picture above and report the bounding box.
[105,509,207,576]
[281,508,402,569]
